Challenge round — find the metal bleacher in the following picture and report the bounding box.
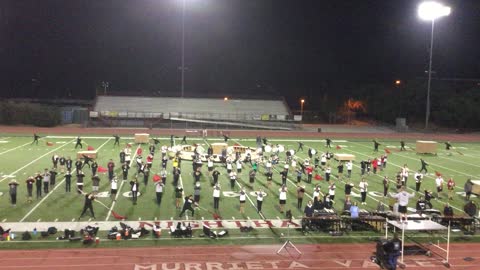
[91,96,295,130]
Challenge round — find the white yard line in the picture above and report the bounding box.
[0,141,31,156]
[105,143,140,221]
[20,138,112,222]
[0,139,75,183]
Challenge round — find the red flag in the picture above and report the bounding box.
[136,148,143,156]
[111,210,126,220]
[46,142,54,146]
[87,146,95,151]
[385,148,391,154]
[314,174,323,180]
[213,213,222,220]
[435,171,442,177]
[127,143,132,148]
[336,145,341,150]
[153,174,161,182]
[97,166,108,173]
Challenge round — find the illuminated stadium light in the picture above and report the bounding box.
[395,80,401,85]
[418,2,451,21]
[224,97,228,101]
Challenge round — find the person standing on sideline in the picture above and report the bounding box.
[32,133,41,145]
[26,176,35,203]
[8,180,19,206]
[75,136,83,149]
[113,135,120,147]
[213,184,221,211]
[79,192,96,220]
[419,159,428,174]
[390,186,415,223]
[414,171,423,192]
[297,142,304,152]
[373,139,380,152]
[110,176,118,200]
[34,172,42,199]
[255,189,265,213]
[297,184,305,210]
[155,181,164,206]
[130,178,139,205]
[359,178,368,205]
[326,138,332,148]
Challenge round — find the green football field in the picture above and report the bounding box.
[0,134,479,224]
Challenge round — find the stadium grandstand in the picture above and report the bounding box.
[89,95,299,130]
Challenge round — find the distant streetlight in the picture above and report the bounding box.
[224,97,228,101]
[395,80,401,85]
[418,1,451,129]
[300,99,305,118]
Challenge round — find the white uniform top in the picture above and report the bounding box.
[326,168,332,174]
[321,155,327,163]
[284,164,289,170]
[236,162,242,169]
[401,167,409,177]
[239,192,246,201]
[229,172,236,180]
[313,189,320,198]
[155,183,163,193]
[414,172,423,182]
[359,181,368,192]
[392,191,415,206]
[227,163,232,170]
[346,162,353,170]
[256,192,264,201]
[208,160,214,167]
[291,160,297,167]
[328,185,336,195]
[279,190,287,200]
[435,177,444,187]
[111,179,118,190]
[213,188,220,198]
[266,161,272,168]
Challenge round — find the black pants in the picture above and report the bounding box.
[297,198,303,209]
[108,171,114,181]
[230,179,235,189]
[123,172,128,180]
[66,179,71,192]
[77,184,83,194]
[43,182,49,194]
[36,186,42,198]
[214,197,220,209]
[132,191,138,204]
[257,200,263,212]
[361,192,366,203]
[325,173,330,181]
[420,166,427,173]
[282,179,287,186]
[10,193,17,205]
[75,142,83,149]
[80,204,94,218]
[27,187,33,198]
[307,175,312,183]
[156,192,163,205]
[415,182,421,192]
[383,187,388,197]
[114,140,120,146]
[179,205,194,217]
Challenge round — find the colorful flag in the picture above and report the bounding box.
[97,166,108,173]
[336,145,341,150]
[153,174,161,182]
[314,174,323,180]
[46,142,54,146]
[87,146,95,151]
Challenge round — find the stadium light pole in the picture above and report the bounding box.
[180,0,186,98]
[418,1,451,130]
[300,99,305,118]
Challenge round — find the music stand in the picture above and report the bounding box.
[277,223,302,255]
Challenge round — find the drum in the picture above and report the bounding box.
[311,149,317,155]
[289,149,295,156]
[278,145,285,153]
[265,145,272,153]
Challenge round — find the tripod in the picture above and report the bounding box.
[277,223,302,255]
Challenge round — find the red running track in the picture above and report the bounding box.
[0,243,478,270]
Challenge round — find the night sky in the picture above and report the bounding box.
[1,0,479,99]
